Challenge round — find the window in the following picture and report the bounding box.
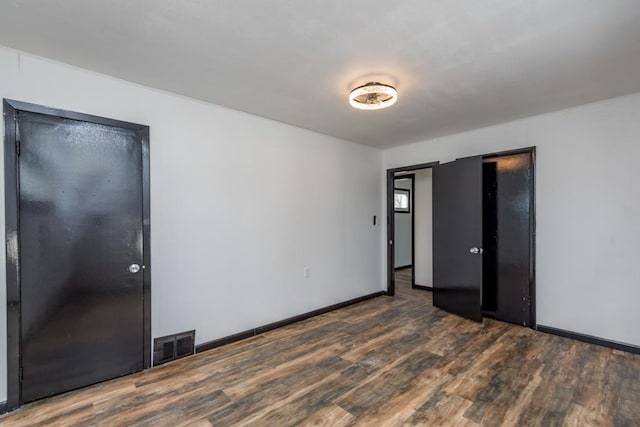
[394,188,410,213]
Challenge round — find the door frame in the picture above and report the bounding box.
[3,99,152,410]
[386,162,438,295]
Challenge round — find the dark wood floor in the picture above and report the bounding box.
[1,270,638,426]
[395,266,413,289]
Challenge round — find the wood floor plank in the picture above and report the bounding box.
[238,370,359,426]
[352,367,454,426]
[222,341,348,400]
[209,356,351,425]
[1,270,638,426]
[299,405,355,426]
[403,391,477,427]
[337,350,443,418]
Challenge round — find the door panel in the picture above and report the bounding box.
[432,157,483,321]
[18,111,145,402]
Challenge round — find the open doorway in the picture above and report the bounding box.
[392,174,413,291]
[386,162,438,296]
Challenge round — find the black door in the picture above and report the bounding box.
[17,111,146,402]
[432,157,483,321]
[482,153,533,326]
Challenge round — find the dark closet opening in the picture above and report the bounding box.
[481,151,534,326]
[482,162,498,313]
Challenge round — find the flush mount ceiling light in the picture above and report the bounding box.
[349,82,398,110]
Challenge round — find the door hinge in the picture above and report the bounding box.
[16,139,21,157]
[19,367,23,382]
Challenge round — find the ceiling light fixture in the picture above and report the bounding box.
[349,82,398,110]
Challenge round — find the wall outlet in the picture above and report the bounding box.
[303,267,311,278]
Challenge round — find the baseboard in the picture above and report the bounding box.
[196,291,387,354]
[537,325,640,355]
[394,265,412,270]
[412,284,432,291]
[0,401,7,415]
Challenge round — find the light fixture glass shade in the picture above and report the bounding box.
[349,82,398,110]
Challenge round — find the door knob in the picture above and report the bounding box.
[469,247,483,255]
[129,264,141,273]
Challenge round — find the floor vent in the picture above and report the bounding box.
[153,330,195,366]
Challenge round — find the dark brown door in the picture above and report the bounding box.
[18,111,145,402]
[432,157,483,321]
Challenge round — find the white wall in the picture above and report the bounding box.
[383,91,640,348]
[0,46,383,402]
[413,169,433,287]
[393,179,412,268]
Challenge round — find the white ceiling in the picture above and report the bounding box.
[1,1,640,148]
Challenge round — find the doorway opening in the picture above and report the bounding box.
[386,162,438,296]
[392,174,414,292]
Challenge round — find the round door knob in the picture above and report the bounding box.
[129,263,141,273]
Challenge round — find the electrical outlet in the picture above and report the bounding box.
[303,267,311,278]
